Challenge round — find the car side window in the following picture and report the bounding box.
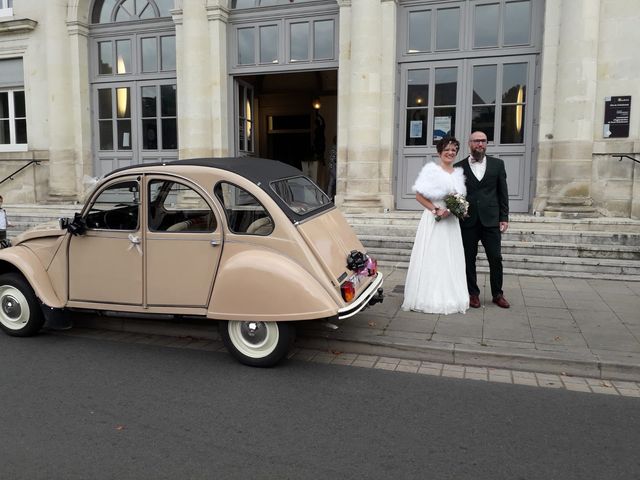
[214,182,274,235]
[85,180,140,231]
[148,180,217,232]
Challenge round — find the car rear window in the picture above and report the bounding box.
[270,176,331,216]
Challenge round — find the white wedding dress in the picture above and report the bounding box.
[402,162,469,315]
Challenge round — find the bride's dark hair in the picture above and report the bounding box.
[436,136,460,154]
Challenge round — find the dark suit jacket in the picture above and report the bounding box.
[455,155,509,228]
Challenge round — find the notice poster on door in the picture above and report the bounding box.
[433,116,451,141]
[409,120,423,138]
[603,96,631,138]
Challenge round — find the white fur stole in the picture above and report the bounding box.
[412,162,466,201]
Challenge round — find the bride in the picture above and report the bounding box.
[402,136,469,315]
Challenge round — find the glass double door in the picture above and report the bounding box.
[397,56,537,212]
[92,79,177,177]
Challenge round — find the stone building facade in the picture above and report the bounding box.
[0,0,638,218]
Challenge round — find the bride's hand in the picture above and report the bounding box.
[436,207,450,218]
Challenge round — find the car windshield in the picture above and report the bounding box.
[270,176,331,216]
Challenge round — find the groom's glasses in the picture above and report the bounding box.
[470,139,487,144]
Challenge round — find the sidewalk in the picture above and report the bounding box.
[296,268,640,382]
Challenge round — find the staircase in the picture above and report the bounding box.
[6,204,640,281]
[6,204,81,238]
[345,211,640,281]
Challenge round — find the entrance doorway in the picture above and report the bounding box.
[233,71,337,192]
[396,57,538,212]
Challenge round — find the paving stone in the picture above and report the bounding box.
[396,364,420,373]
[398,359,421,367]
[488,374,513,384]
[421,361,444,370]
[563,384,592,393]
[418,366,442,376]
[352,359,377,368]
[355,354,379,363]
[524,297,567,308]
[441,368,464,379]
[310,354,334,364]
[617,389,640,397]
[331,356,356,366]
[535,373,563,388]
[532,329,589,347]
[611,380,639,389]
[590,386,620,395]
[465,372,488,381]
[560,376,589,385]
[374,362,399,371]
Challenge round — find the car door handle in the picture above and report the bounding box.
[210,239,221,246]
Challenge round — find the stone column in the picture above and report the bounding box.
[336,0,396,212]
[46,0,77,199]
[206,0,230,157]
[175,0,215,158]
[537,0,600,217]
[66,18,92,197]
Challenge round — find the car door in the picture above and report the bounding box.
[68,177,143,305]
[145,177,222,307]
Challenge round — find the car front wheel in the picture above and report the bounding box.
[0,273,45,337]
[220,320,294,367]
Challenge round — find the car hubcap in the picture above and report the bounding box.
[2,295,22,319]
[0,286,29,330]
[228,321,279,359]
[240,321,267,345]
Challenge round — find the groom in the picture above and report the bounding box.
[455,131,510,309]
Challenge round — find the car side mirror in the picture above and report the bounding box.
[62,213,86,236]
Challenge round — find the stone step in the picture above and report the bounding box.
[378,260,640,282]
[361,235,640,260]
[371,249,640,275]
[350,224,640,246]
[345,213,640,233]
[380,261,640,282]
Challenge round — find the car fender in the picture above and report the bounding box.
[0,246,64,309]
[208,244,337,321]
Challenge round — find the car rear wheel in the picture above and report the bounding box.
[220,320,294,367]
[0,273,45,337]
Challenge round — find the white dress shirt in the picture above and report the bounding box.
[469,155,487,181]
[0,209,7,230]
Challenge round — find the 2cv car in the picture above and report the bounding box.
[0,157,383,366]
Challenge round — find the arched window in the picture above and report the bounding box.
[90,0,177,176]
[91,0,174,24]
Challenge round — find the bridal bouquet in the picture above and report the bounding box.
[435,193,469,221]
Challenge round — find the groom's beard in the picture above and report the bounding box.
[470,150,484,162]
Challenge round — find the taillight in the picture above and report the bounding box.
[341,281,356,302]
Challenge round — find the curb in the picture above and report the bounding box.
[68,313,640,382]
[294,333,640,382]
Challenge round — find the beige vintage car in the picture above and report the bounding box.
[0,158,383,366]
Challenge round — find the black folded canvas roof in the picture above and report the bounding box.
[106,157,333,222]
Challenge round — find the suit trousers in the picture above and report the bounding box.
[461,222,503,298]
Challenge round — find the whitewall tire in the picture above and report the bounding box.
[0,273,45,337]
[220,320,294,367]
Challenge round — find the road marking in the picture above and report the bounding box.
[59,328,640,398]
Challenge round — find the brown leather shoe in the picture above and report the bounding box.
[469,295,481,308]
[492,294,510,309]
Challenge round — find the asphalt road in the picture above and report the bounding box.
[1,332,639,480]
